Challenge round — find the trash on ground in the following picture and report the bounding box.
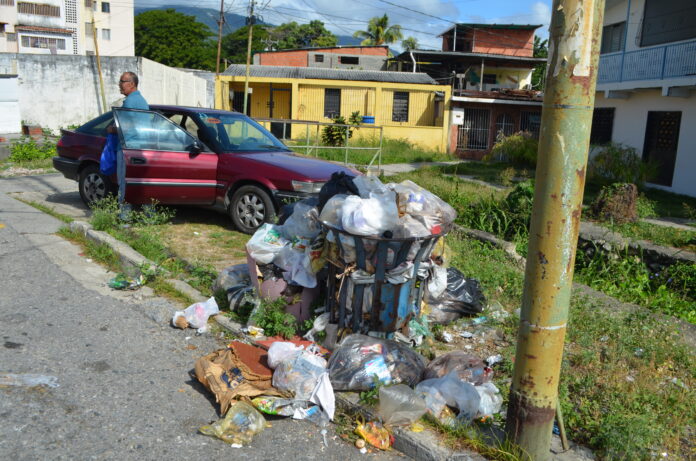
[475,382,503,417]
[355,420,393,450]
[251,396,308,417]
[303,312,330,343]
[272,348,327,400]
[293,404,330,426]
[328,334,426,391]
[416,371,481,426]
[0,373,59,388]
[172,297,220,333]
[423,351,492,385]
[108,274,144,290]
[377,384,427,426]
[194,341,283,415]
[485,354,503,367]
[198,401,266,445]
[425,268,486,325]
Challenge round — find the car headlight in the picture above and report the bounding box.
[291,180,325,194]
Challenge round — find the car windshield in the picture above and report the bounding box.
[192,112,289,153]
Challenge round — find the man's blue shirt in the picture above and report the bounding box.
[122,90,149,110]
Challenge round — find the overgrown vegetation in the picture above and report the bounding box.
[487,132,538,167]
[8,137,56,162]
[588,143,657,187]
[251,297,297,338]
[320,112,363,146]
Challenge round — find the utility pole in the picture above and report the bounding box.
[505,1,605,460]
[92,19,107,113]
[215,0,225,75]
[243,0,255,115]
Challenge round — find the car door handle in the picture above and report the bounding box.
[131,157,146,165]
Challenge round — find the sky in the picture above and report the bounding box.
[134,0,553,51]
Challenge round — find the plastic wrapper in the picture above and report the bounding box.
[425,268,486,325]
[318,171,358,211]
[280,201,321,240]
[388,180,457,234]
[327,334,426,391]
[251,396,308,417]
[214,263,251,293]
[355,421,392,450]
[378,384,427,426]
[319,194,347,229]
[422,351,492,385]
[426,265,448,300]
[272,244,317,288]
[304,312,330,342]
[475,382,503,417]
[246,223,288,264]
[172,297,219,332]
[272,350,328,400]
[416,372,481,426]
[198,401,266,445]
[353,175,389,198]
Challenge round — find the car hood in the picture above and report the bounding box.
[234,151,358,179]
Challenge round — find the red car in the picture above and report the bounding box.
[53,105,356,233]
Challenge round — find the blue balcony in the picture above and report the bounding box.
[598,39,696,83]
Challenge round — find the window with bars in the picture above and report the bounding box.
[324,88,341,119]
[601,22,625,54]
[20,35,66,50]
[520,111,541,138]
[339,56,359,65]
[495,113,515,138]
[590,108,615,145]
[17,2,61,17]
[314,54,324,62]
[0,0,15,5]
[101,1,109,12]
[7,32,17,41]
[392,91,409,122]
[458,108,491,150]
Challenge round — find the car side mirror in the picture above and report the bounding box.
[189,141,202,154]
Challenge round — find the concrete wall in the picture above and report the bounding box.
[0,53,212,133]
[255,46,389,67]
[0,75,22,133]
[442,28,535,57]
[594,88,696,197]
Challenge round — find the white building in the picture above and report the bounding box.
[593,0,696,197]
[0,0,134,56]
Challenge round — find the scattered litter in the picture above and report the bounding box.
[251,396,307,417]
[0,373,59,388]
[355,420,392,450]
[410,422,425,432]
[626,375,635,382]
[320,428,329,447]
[460,331,474,339]
[246,326,265,337]
[425,268,486,325]
[416,372,481,426]
[634,348,644,358]
[108,274,144,290]
[378,384,427,426]
[471,316,487,325]
[355,438,366,449]
[328,334,426,391]
[599,335,609,342]
[172,297,219,333]
[272,349,327,400]
[423,351,492,385]
[464,345,472,350]
[198,401,266,445]
[475,382,503,417]
[193,231,200,236]
[441,331,454,343]
[485,355,503,367]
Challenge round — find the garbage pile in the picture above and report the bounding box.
[193,334,504,449]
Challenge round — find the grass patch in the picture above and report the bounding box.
[424,418,526,461]
[148,277,197,305]
[289,136,453,165]
[438,162,534,184]
[604,220,696,252]
[57,227,120,271]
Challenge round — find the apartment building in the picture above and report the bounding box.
[593,0,696,197]
[0,0,134,56]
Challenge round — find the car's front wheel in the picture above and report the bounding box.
[229,185,276,234]
[79,164,115,206]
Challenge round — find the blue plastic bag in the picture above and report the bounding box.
[99,133,119,175]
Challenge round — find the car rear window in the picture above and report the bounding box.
[76,112,114,137]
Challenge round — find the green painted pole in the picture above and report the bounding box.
[505,0,605,459]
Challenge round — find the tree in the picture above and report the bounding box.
[270,20,337,49]
[353,14,403,46]
[135,9,216,71]
[531,36,548,90]
[221,25,269,64]
[402,36,418,51]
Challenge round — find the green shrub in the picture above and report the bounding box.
[487,131,538,167]
[251,297,297,338]
[9,138,57,162]
[636,194,658,219]
[321,111,362,146]
[588,143,657,186]
[90,196,121,231]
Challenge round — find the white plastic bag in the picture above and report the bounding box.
[353,175,388,198]
[172,297,220,333]
[389,180,457,233]
[427,265,448,299]
[246,223,289,264]
[214,263,251,292]
[475,382,503,417]
[267,342,305,369]
[415,371,481,425]
[319,194,347,229]
[378,384,427,426]
[341,192,399,236]
[273,245,317,288]
[304,312,330,342]
[281,202,321,240]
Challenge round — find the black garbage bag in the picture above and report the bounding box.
[317,171,359,211]
[426,268,486,325]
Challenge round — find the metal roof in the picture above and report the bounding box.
[222,64,439,85]
[394,50,546,64]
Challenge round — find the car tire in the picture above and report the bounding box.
[79,164,115,206]
[229,185,276,234]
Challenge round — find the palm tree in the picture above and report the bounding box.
[402,36,418,51]
[353,14,403,46]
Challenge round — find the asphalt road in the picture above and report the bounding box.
[0,174,408,461]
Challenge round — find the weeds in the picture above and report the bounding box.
[15,198,72,223]
[588,143,657,187]
[487,131,538,167]
[9,137,56,162]
[357,376,385,406]
[251,297,297,338]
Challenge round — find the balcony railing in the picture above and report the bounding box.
[598,39,696,83]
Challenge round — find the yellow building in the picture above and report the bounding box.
[215,65,451,152]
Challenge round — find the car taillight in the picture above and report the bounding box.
[57,138,64,148]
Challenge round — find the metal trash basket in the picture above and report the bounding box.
[322,223,448,335]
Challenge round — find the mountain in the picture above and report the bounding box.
[134,4,363,46]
